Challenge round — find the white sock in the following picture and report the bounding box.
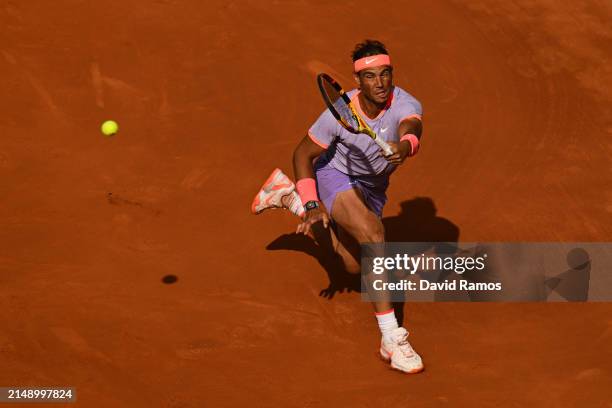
[281,190,304,217]
[376,309,399,343]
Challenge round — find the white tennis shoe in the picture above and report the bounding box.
[380,327,424,374]
[251,168,304,217]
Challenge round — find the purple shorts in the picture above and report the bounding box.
[314,159,389,218]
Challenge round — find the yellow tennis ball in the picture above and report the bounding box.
[101,120,119,136]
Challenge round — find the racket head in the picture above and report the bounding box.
[317,73,361,134]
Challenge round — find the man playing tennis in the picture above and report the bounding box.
[252,40,424,374]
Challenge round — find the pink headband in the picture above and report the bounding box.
[354,54,392,72]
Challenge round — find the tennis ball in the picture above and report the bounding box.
[101,120,119,136]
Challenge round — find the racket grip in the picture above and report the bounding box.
[375,137,394,156]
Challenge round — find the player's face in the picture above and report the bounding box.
[354,65,393,105]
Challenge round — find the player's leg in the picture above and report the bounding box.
[251,168,304,217]
[252,167,369,274]
[330,187,424,374]
[251,168,364,280]
[252,167,423,373]
[310,217,361,274]
[330,187,390,308]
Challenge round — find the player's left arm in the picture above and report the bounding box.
[384,117,423,165]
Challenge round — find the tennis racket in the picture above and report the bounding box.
[317,73,393,156]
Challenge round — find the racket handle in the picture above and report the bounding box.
[375,137,394,156]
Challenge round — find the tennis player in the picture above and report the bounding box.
[252,40,424,374]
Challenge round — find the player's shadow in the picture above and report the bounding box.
[383,197,459,243]
[544,247,591,301]
[383,197,460,324]
[266,197,460,308]
[266,229,361,300]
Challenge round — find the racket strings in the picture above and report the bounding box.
[322,80,359,130]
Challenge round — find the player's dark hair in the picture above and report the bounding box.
[351,40,389,62]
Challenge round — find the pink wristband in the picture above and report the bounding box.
[400,133,420,156]
[296,178,318,203]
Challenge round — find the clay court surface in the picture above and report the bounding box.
[1,1,611,406]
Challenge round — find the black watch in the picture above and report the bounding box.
[304,200,320,211]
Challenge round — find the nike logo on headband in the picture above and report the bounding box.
[365,57,378,64]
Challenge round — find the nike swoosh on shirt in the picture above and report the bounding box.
[380,127,388,133]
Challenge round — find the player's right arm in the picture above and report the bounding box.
[293,135,324,180]
[293,135,330,235]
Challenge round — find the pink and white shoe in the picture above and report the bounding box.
[251,168,304,217]
[380,327,424,374]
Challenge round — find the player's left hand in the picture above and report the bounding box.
[381,142,411,165]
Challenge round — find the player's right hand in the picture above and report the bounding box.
[296,207,330,235]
